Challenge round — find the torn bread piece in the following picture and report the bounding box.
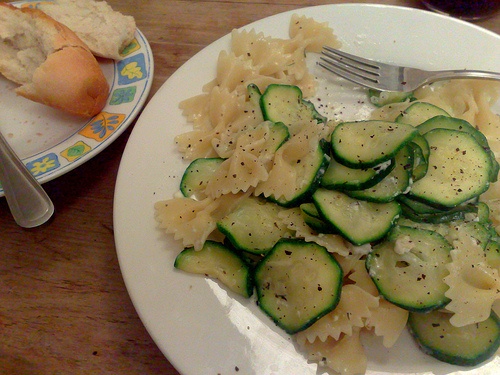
[0,3,109,117]
[39,0,136,60]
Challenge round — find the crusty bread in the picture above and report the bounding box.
[0,3,109,117]
[39,0,136,60]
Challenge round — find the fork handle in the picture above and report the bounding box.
[425,69,500,85]
[0,131,54,228]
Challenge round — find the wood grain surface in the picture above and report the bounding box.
[1,1,499,374]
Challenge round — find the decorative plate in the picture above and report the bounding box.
[0,0,154,196]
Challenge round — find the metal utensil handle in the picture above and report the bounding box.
[0,131,54,228]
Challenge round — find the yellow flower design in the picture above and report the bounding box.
[121,62,143,80]
[31,157,57,176]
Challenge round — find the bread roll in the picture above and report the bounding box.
[0,3,109,117]
[39,0,136,60]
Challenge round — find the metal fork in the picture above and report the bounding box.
[319,46,500,92]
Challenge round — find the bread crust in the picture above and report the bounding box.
[39,0,137,60]
[0,3,109,117]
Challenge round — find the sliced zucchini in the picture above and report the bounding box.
[321,156,394,191]
[485,240,500,269]
[410,128,492,207]
[264,142,328,207]
[247,83,262,107]
[347,145,413,203]
[408,310,500,366]
[330,120,418,168]
[417,115,487,143]
[408,139,428,182]
[399,200,478,224]
[490,158,500,183]
[398,195,445,215]
[174,241,253,298]
[394,217,451,238]
[258,121,290,153]
[476,201,491,224]
[254,239,343,334]
[180,158,225,200]
[368,89,414,107]
[366,225,452,312]
[410,132,430,162]
[395,101,450,126]
[417,115,499,183]
[312,188,401,245]
[260,84,326,126]
[300,202,336,233]
[217,197,290,254]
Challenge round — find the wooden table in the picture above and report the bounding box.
[1,1,499,374]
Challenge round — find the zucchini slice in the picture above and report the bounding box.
[330,120,418,168]
[260,84,326,126]
[254,239,343,334]
[408,138,428,182]
[247,83,262,106]
[417,115,499,183]
[399,200,478,224]
[217,197,290,254]
[368,89,414,107]
[485,240,500,269]
[408,310,500,366]
[410,128,492,208]
[321,156,394,191]
[300,202,337,233]
[258,121,291,153]
[347,145,413,203]
[174,241,253,298]
[263,142,328,207]
[366,225,452,312]
[180,158,225,200]
[417,115,487,143]
[312,188,401,245]
[395,101,450,126]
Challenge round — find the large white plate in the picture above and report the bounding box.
[0,0,153,197]
[114,4,500,375]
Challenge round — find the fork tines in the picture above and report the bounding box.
[319,46,382,88]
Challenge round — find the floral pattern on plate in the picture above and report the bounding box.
[0,0,154,195]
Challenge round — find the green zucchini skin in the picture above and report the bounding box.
[312,188,401,245]
[330,120,418,168]
[417,115,499,183]
[180,158,225,200]
[217,197,290,254]
[409,129,492,208]
[395,101,450,126]
[346,145,413,203]
[174,241,254,298]
[398,199,478,224]
[408,310,500,366]
[254,239,343,334]
[265,143,328,208]
[321,156,394,191]
[247,83,262,107]
[407,138,428,181]
[366,225,452,312]
[300,203,337,234]
[260,84,326,126]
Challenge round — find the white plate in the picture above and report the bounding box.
[0,0,154,197]
[114,4,500,375]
